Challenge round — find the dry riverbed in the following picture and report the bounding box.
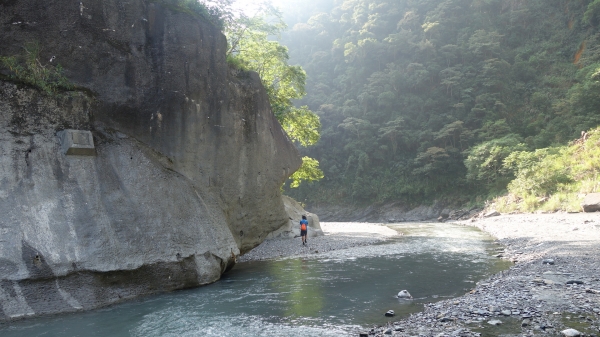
[240,213,600,336]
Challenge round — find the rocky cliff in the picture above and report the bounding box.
[0,0,301,319]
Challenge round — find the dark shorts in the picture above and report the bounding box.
[301,230,307,236]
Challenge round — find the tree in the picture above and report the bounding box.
[584,0,600,25]
[468,30,503,59]
[464,134,527,191]
[378,117,404,155]
[211,0,323,187]
[289,157,325,188]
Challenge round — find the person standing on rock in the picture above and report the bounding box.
[300,215,308,245]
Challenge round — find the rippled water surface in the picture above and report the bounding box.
[0,223,511,337]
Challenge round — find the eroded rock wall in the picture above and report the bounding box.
[0,0,301,319]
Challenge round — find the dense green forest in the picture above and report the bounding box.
[270,0,600,207]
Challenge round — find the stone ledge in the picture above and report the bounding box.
[57,129,96,156]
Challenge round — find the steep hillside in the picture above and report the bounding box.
[279,0,600,206]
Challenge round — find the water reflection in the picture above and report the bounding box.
[269,259,324,318]
[0,223,511,337]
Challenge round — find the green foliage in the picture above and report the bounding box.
[274,0,600,206]
[464,134,527,191]
[504,148,571,197]
[217,0,323,187]
[279,106,320,147]
[288,157,324,188]
[584,0,600,25]
[495,128,600,212]
[0,42,73,94]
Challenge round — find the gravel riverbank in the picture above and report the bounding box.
[240,214,600,337]
[238,222,397,262]
[365,213,600,337]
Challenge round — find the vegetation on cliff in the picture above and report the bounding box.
[0,42,73,94]
[215,1,324,188]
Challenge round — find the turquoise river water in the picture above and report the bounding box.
[0,222,511,337]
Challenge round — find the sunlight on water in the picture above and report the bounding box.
[132,313,351,337]
[0,223,510,337]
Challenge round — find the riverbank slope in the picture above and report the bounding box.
[372,213,600,337]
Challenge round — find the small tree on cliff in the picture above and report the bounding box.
[204,0,323,187]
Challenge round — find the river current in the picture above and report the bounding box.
[0,223,511,336]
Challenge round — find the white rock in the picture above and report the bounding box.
[488,319,502,326]
[397,290,413,298]
[561,328,581,337]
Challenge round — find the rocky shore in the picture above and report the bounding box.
[238,222,397,262]
[240,213,600,337]
[361,213,600,337]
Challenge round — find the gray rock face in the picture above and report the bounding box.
[266,195,323,239]
[581,193,600,212]
[0,0,300,320]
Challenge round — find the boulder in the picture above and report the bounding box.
[265,195,324,239]
[385,310,395,317]
[561,328,581,337]
[484,210,501,218]
[397,290,413,298]
[581,193,600,212]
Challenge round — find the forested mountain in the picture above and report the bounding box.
[278,0,600,206]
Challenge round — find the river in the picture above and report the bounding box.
[0,222,511,336]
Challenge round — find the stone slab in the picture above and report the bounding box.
[57,129,96,156]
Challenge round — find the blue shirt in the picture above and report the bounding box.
[300,219,308,229]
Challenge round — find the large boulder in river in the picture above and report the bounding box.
[266,195,324,239]
[581,193,600,212]
[0,0,300,320]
